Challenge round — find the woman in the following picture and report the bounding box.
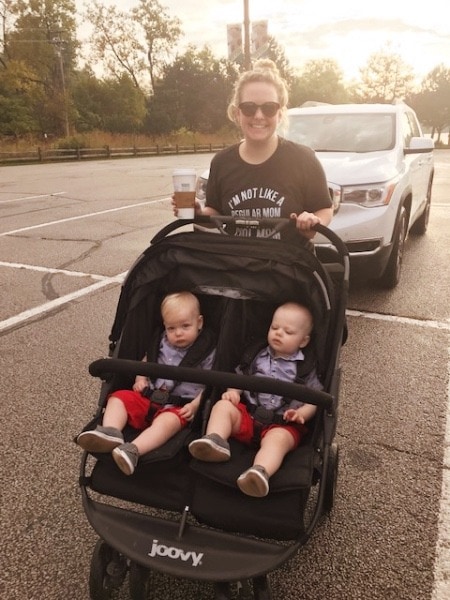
[176,59,333,244]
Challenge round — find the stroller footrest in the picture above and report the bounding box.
[85,499,302,580]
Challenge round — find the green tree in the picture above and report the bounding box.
[0,59,37,135]
[83,0,147,92]
[72,68,147,133]
[407,65,450,145]
[147,46,238,135]
[353,48,415,103]
[131,0,181,91]
[83,0,182,95]
[2,0,77,136]
[261,36,294,85]
[290,59,349,106]
[70,66,105,132]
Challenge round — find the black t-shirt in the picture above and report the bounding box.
[206,137,332,240]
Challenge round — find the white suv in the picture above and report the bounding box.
[196,102,434,288]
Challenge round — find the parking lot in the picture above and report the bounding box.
[1,151,449,600]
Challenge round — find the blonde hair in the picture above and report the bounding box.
[275,302,314,335]
[161,291,201,321]
[227,59,289,125]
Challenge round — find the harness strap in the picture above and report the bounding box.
[143,388,191,422]
[143,326,216,423]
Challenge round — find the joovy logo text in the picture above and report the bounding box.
[148,539,204,567]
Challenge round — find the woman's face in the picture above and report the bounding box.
[237,81,281,145]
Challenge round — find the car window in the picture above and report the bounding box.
[285,113,395,153]
[401,112,414,147]
[402,111,421,147]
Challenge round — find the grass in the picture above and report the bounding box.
[0,128,239,152]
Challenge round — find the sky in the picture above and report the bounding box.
[77,0,450,83]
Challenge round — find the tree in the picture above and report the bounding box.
[83,0,148,92]
[0,59,37,135]
[131,0,181,91]
[147,46,238,135]
[2,0,77,136]
[290,59,349,106]
[407,65,450,145]
[353,48,415,103]
[72,68,147,133]
[83,0,182,95]
[262,36,294,85]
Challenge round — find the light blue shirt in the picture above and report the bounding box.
[147,333,215,399]
[239,345,322,413]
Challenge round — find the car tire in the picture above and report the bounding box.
[378,206,407,289]
[411,177,432,235]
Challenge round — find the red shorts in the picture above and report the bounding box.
[108,389,189,430]
[233,402,306,447]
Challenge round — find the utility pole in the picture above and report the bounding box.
[243,0,251,70]
[51,32,70,138]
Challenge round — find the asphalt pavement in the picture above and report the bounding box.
[1,152,449,600]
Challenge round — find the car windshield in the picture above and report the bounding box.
[285,113,395,153]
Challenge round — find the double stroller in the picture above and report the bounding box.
[78,216,349,599]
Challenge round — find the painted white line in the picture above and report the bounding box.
[0,273,126,334]
[0,261,110,280]
[432,346,450,600]
[0,197,168,237]
[346,309,450,331]
[0,191,67,204]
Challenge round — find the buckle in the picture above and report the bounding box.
[252,406,275,426]
[151,389,170,405]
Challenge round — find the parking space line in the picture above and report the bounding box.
[0,260,112,280]
[432,349,450,600]
[0,191,67,204]
[0,272,126,334]
[0,196,169,236]
[346,309,450,331]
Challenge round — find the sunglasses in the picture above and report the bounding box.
[238,101,281,118]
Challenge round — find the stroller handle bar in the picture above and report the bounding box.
[89,358,333,410]
[152,216,349,260]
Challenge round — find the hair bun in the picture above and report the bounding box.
[252,59,279,74]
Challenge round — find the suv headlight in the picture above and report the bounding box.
[328,182,341,213]
[341,181,396,208]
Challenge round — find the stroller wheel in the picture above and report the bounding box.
[89,539,127,600]
[129,561,151,600]
[252,575,273,600]
[323,442,339,514]
[213,581,233,599]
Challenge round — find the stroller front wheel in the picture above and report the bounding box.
[252,575,273,600]
[129,561,151,600]
[89,539,126,600]
[323,442,339,514]
[213,581,233,599]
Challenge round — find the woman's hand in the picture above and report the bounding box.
[171,195,203,218]
[290,207,333,239]
[290,211,321,239]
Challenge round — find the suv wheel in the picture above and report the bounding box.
[378,206,407,289]
[411,177,432,235]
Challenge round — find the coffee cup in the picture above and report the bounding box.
[172,168,197,219]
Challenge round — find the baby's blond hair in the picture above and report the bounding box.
[161,291,201,321]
